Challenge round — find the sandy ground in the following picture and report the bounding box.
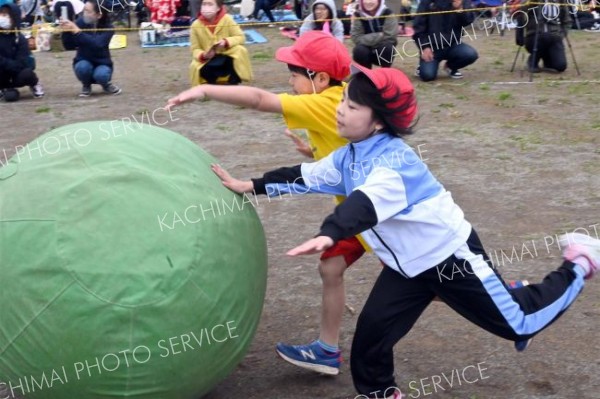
[1,17,600,399]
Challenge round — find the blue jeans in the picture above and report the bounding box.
[74,60,113,87]
[418,43,478,82]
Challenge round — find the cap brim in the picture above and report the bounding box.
[350,63,378,84]
[275,46,303,67]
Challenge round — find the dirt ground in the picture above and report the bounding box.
[2,17,600,399]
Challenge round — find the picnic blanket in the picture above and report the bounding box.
[140,29,267,48]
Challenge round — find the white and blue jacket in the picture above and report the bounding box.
[252,133,472,277]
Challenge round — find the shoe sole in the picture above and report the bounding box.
[515,338,533,352]
[558,233,600,250]
[276,349,340,375]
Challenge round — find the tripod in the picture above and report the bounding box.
[510,1,581,81]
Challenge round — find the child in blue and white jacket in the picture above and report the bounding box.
[212,65,600,399]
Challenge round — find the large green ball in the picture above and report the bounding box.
[0,122,267,398]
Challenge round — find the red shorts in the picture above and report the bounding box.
[320,236,366,267]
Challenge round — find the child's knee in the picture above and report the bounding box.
[2,88,20,102]
[419,70,437,82]
[319,256,347,280]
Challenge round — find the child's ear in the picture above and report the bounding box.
[317,72,331,84]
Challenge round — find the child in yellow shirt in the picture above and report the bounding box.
[168,31,364,376]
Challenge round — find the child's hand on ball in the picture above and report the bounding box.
[211,164,254,193]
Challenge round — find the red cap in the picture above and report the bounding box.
[275,31,351,81]
[350,63,418,129]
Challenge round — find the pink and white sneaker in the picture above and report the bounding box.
[559,233,600,279]
[384,390,403,399]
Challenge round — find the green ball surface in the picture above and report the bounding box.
[0,122,267,398]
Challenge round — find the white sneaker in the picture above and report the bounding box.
[31,83,44,98]
[559,233,600,279]
[444,65,463,79]
[585,23,600,32]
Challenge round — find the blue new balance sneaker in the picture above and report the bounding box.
[508,279,534,352]
[276,341,342,375]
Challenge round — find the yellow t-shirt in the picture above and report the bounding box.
[278,85,348,162]
[278,84,370,252]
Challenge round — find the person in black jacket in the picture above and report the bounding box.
[60,0,122,97]
[0,2,44,102]
[412,0,478,81]
[520,0,571,73]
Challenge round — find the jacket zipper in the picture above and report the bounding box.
[350,143,409,278]
[371,228,409,278]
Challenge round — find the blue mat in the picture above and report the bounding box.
[233,10,300,24]
[245,29,268,44]
[141,29,267,48]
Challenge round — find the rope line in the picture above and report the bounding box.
[3,0,586,33]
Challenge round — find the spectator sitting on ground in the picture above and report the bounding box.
[60,0,122,97]
[412,0,478,81]
[0,2,44,101]
[572,0,600,31]
[189,0,252,86]
[299,0,344,42]
[517,0,570,73]
[350,0,397,69]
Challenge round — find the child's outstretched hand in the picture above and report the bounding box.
[284,129,313,159]
[211,164,254,193]
[287,236,334,256]
[165,87,205,111]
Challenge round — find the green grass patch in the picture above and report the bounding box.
[35,106,51,113]
[252,51,273,60]
[498,92,512,101]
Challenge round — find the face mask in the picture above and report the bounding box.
[201,4,219,19]
[0,15,11,30]
[83,15,97,25]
